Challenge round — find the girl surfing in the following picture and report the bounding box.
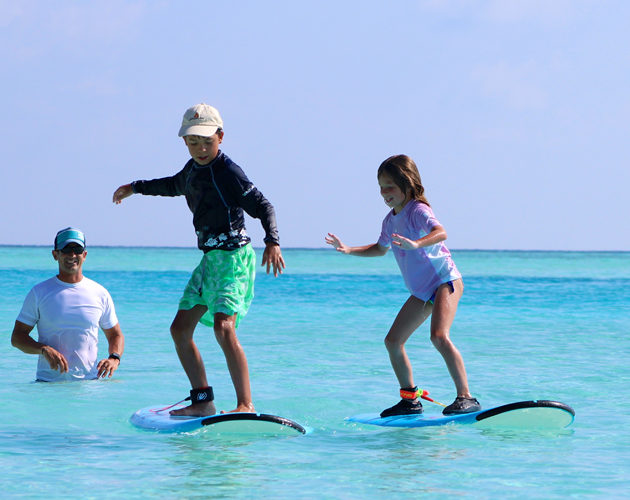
[326,154,480,417]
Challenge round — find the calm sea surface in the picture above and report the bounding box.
[1,247,629,499]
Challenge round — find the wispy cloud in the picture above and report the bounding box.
[472,60,548,110]
[484,0,578,25]
[418,0,586,25]
[1,0,149,60]
[0,0,26,28]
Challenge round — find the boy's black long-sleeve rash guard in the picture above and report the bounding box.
[131,151,280,252]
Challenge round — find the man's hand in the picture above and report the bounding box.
[97,357,120,378]
[41,345,69,373]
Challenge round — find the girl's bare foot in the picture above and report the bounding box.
[169,400,217,417]
[221,402,255,414]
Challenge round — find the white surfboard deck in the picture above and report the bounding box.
[347,400,574,429]
[131,404,307,435]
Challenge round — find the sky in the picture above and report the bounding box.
[1,0,628,251]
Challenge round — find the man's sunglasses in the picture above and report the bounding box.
[58,246,85,255]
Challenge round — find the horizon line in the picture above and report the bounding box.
[0,245,627,253]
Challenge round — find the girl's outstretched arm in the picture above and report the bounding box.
[325,233,388,257]
[391,225,447,250]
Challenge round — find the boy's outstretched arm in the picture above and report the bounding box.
[112,184,134,204]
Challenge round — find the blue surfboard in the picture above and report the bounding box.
[347,400,575,429]
[131,404,307,435]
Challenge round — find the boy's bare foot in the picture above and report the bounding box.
[169,401,217,417]
[221,402,255,414]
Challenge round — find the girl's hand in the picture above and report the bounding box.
[112,184,134,204]
[325,233,351,254]
[391,233,419,250]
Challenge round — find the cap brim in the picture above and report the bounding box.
[57,238,85,250]
[178,125,220,137]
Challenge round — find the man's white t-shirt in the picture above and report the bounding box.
[17,276,118,382]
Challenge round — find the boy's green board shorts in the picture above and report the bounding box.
[179,244,256,328]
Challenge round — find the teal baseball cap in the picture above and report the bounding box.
[54,227,86,250]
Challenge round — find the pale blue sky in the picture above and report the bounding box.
[2,1,628,250]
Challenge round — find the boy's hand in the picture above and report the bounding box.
[112,184,134,204]
[262,243,285,277]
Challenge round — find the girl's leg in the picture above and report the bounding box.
[213,312,254,413]
[169,305,217,417]
[384,295,432,389]
[430,279,471,398]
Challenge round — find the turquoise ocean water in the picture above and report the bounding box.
[1,247,629,499]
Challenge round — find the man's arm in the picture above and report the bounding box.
[11,320,69,373]
[97,323,125,378]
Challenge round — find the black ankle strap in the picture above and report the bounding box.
[188,387,214,404]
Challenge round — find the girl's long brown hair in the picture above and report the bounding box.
[377,154,430,206]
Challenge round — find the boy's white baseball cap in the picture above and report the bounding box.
[178,103,223,137]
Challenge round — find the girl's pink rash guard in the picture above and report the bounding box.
[378,200,461,302]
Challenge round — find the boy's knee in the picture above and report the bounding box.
[170,322,185,342]
[214,320,235,344]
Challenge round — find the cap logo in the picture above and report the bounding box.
[178,104,223,137]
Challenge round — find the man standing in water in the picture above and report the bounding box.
[11,227,125,381]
